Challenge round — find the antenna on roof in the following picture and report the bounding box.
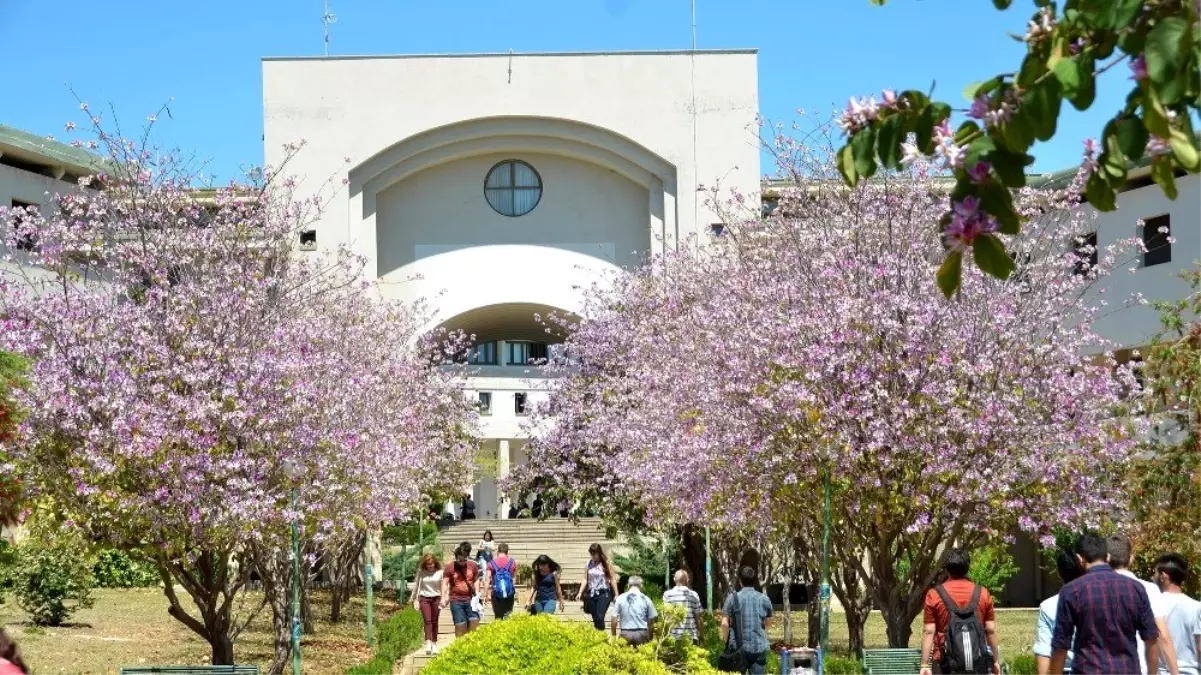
[691,0,697,51]
[322,0,338,56]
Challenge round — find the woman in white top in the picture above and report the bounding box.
[412,554,444,654]
[476,530,496,564]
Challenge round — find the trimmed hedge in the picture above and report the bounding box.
[345,607,424,675]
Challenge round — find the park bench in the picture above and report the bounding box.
[862,648,922,675]
[119,662,260,667]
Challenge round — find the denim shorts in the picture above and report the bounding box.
[449,599,479,625]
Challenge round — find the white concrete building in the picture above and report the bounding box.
[262,49,761,518]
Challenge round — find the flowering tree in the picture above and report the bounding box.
[0,116,477,668]
[841,1,1199,293]
[0,350,25,528]
[515,130,1142,646]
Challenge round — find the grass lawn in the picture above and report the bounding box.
[0,587,399,675]
[767,609,1039,658]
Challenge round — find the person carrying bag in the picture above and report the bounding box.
[719,590,747,673]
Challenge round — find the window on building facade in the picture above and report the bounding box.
[1142,214,1171,267]
[1073,232,1098,277]
[514,392,528,415]
[484,159,542,217]
[469,341,498,365]
[477,392,492,416]
[299,229,317,250]
[507,341,549,365]
[10,199,39,252]
[709,223,726,237]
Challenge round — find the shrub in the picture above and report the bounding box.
[381,520,439,548]
[1006,654,1037,675]
[515,563,534,586]
[345,607,423,675]
[823,655,864,674]
[968,543,1021,601]
[10,527,95,625]
[93,549,159,588]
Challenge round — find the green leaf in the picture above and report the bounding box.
[869,0,887,5]
[1056,57,1096,110]
[1109,0,1143,28]
[992,0,1012,8]
[877,115,904,170]
[1052,57,1083,93]
[1085,171,1117,211]
[1000,112,1035,153]
[966,135,998,167]
[1151,158,1179,200]
[837,144,858,187]
[978,181,1021,235]
[955,121,981,144]
[1025,81,1062,142]
[988,147,1033,188]
[852,127,877,179]
[915,106,937,154]
[1145,18,1189,85]
[1017,52,1046,88]
[1115,116,1149,162]
[937,250,963,298]
[973,233,1015,280]
[1168,127,1201,172]
[1101,122,1128,183]
[1143,87,1172,137]
[963,77,1002,101]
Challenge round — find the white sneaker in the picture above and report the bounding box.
[430,643,440,655]
[425,641,433,655]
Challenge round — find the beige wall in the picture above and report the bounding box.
[375,151,650,276]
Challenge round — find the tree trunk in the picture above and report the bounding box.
[155,548,261,666]
[250,541,296,675]
[327,530,366,623]
[881,597,914,648]
[782,571,793,645]
[806,586,821,648]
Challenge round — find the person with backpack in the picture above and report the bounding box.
[719,566,773,675]
[441,541,482,637]
[919,548,1001,675]
[486,543,518,620]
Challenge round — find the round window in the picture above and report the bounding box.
[484,159,542,217]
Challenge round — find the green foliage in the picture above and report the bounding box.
[10,526,96,626]
[516,563,535,586]
[0,539,15,603]
[845,0,1200,295]
[345,607,424,675]
[824,656,865,674]
[92,549,159,588]
[381,520,439,547]
[1006,653,1038,675]
[0,350,28,527]
[968,544,1021,600]
[422,614,720,675]
[612,533,676,587]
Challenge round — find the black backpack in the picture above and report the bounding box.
[935,584,993,675]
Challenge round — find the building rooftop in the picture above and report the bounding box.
[262,48,757,62]
[0,123,106,181]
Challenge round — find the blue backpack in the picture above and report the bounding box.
[489,558,516,599]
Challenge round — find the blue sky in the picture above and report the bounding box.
[1,0,1131,182]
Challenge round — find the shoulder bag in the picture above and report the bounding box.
[718,590,747,672]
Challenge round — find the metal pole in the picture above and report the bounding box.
[664,534,670,590]
[366,527,375,648]
[819,469,832,657]
[290,488,302,675]
[704,526,713,612]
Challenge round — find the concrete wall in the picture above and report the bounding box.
[1088,174,1200,349]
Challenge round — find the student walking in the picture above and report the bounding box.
[412,554,444,655]
[486,543,518,620]
[1049,533,1162,675]
[720,566,774,675]
[579,543,618,630]
[1153,553,1200,675]
[1035,549,1084,675]
[441,541,482,637]
[1109,535,1180,675]
[609,575,658,646]
[526,554,564,614]
[663,569,704,642]
[919,548,1002,675]
[476,529,496,565]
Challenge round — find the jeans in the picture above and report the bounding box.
[744,651,767,675]
[587,589,612,630]
[532,599,557,614]
[449,599,479,626]
[492,597,515,620]
[417,596,440,642]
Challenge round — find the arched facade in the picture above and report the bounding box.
[262,49,761,518]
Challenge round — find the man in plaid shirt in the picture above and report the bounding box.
[1050,533,1163,675]
[662,569,703,642]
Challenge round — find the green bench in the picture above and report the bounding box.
[118,662,261,667]
[862,648,923,675]
[860,649,1010,675]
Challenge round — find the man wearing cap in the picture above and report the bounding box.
[609,575,659,646]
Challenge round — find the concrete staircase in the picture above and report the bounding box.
[395,518,627,674]
[437,517,628,579]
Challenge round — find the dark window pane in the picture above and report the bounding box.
[1142,215,1171,267]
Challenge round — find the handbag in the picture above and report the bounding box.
[717,590,747,673]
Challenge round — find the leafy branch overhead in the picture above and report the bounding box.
[849,0,1200,296]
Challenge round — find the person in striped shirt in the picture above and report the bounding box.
[663,569,704,642]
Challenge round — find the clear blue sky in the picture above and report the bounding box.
[0,0,1130,182]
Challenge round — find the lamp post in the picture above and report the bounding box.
[818,468,832,659]
[705,526,713,612]
[282,459,304,675]
[365,527,374,649]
